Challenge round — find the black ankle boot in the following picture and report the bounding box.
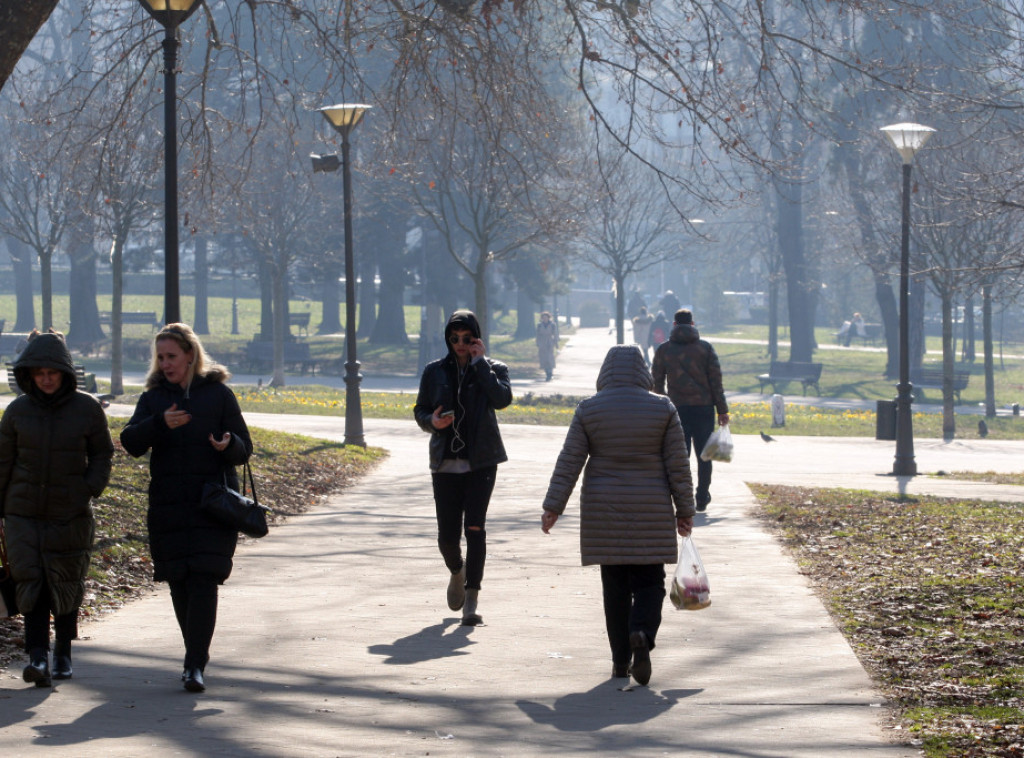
[52,641,72,680]
[23,649,51,688]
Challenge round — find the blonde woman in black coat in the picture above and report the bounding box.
[541,345,694,687]
[121,324,252,693]
[0,331,113,687]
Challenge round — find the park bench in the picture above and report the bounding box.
[98,311,161,329]
[7,364,98,396]
[910,365,971,404]
[243,340,318,375]
[833,322,882,346]
[290,312,311,336]
[0,333,29,363]
[757,360,823,396]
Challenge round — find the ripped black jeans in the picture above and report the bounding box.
[432,465,496,591]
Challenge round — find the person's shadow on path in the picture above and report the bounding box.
[30,700,223,746]
[516,681,701,732]
[368,620,475,664]
[0,684,52,731]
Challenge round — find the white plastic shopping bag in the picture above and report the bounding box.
[700,425,733,462]
[670,536,711,611]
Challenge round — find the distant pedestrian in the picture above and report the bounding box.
[652,308,729,513]
[541,345,694,687]
[414,310,513,626]
[649,311,670,347]
[535,311,558,381]
[0,330,114,687]
[632,306,654,365]
[627,289,646,319]
[120,323,253,694]
[658,290,681,319]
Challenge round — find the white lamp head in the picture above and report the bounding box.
[881,122,935,165]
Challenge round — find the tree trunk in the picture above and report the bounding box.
[941,291,955,441]
[983,282,995,418]
[258,256,273,341]
[318,258,343,334]
[473,259,490,341]
[40,248,53,331]
[110,234,125,396]
[768,275,780,362]
[774,175,815,363]
[909,273,925,369]
[67,222,105,348]
[357,256,376,339]
[614,273,626,344]
[193,237,209,334]
[270,265,286,388]
[873,268,899,380]
[369,260,409,345]
[514,287,534,340]
[9,238,35,331]
[0,0,58,94]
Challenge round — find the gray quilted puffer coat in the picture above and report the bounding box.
[542,345,694,566]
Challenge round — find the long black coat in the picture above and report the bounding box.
[0,333,113,615]
[120,376,251,583]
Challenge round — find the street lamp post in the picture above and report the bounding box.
[880,122,935,478]
[137,0,201,325]
[316,103,371,447]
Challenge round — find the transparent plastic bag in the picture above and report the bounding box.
[670,536,711,611]
[700,425,733,463]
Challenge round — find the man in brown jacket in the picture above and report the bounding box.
[652,309,729,512]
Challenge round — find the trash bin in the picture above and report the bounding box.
[876,399,897,441]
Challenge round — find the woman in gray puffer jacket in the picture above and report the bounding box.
[0,331,113,687]
[541,345,693,687]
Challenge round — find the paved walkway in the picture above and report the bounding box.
[3,328,1022,756]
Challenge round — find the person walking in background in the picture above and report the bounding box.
[652,308,729,513]
[649,311,670,347]
[541,345,694,687]
[120,324,252,694]
[658,290,681,320]
[414,310,513,627]
[535,311,559,381]
[632,306,654,365]
[0,330,113,687]
[627,288,646,320]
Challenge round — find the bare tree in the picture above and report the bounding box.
[579,155,689,343]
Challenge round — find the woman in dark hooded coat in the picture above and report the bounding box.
[0,330,113,687]
[120,323,251,693]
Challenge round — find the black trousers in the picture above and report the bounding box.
[432,465,497,591]
[600,564,666,667]
[676,405,716,502]
[23,577,77,655]
[168,574,219,671]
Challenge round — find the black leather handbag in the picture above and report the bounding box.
[200,462,271,539]
[0,521,19,617]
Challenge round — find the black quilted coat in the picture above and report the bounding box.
[120,375,251,583]
[0,333,114,616]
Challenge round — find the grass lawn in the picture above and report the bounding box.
[754,484,1024,757]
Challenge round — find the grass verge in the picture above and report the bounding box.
[0,418,385,671]
[753,485,1024,757]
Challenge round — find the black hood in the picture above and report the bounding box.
[444,310,482,357]
[12,332,77,400]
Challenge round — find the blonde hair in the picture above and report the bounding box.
[145,322,230,390]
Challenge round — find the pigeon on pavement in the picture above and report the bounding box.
[760,431,776,443]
